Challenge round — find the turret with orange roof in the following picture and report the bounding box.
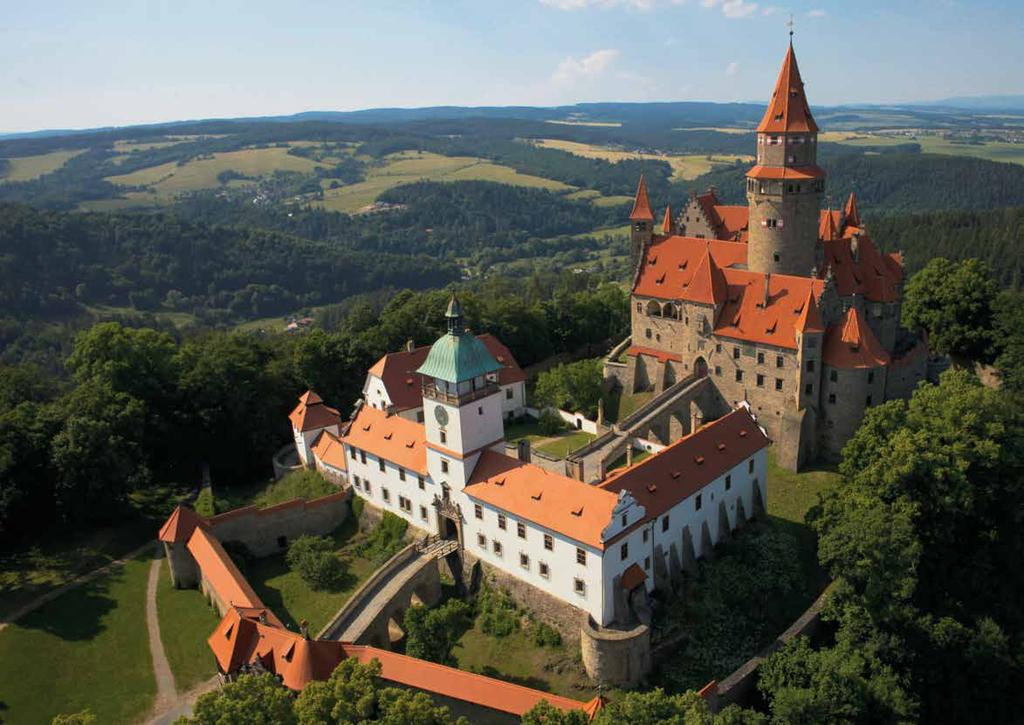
[685,247,728,307]
[795,287,825,334]
[662,204,674,235]
[844,191,862,229]
[756,40,818,134]
[629,174,654,222]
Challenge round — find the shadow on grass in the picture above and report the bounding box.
[14,559,127,641]
[476,665,553,693]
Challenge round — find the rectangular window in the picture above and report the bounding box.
[748,459,755,473]
[733,347,741,360]
[830,370,838,382]
[806,360,815,372]
[776,355,784,368]
[418,476,425,490]
[715,366,722,376]
[620,513,627,527]
[416,411,424,423]
[576,548,587,566]
[477,533,486,548]
[493,541,503,557]
[867,371,875,384]
[725,474,732,490]
[544,534,553,551]
[378,459,385,473]
[805,383,813,395]
[520,553,530,569]
[828,393,836,404]
[399,468,406,481]
[441,460,449,474]
[506,388,514,400]
[439,431,447,445]
[498,514,506,530]
[644,556,651,570]
[695,493,702,511]
[661,515,669,532]
[620,542,629,560]
[866,395,873,406]
[420,506,428,521]
[350,447,357,460]
[574,578,586,596]
[382,488,390,503]
[756,373,765,387]
[364,482,371,495]
[645,328,652,339]
[360,451,366,465]
[539,562,550,579]
[775,378,783,391]
[474,504,483,520]
[399,496,411,513]
[757,352,765,365]
[716,343,723,353]
[353,475,361,488]
[735,370,743,382]
[517,522,526,539]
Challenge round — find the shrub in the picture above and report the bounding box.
[194,487,216,517]
[357,512,408,565]
[477,584,519,637]
[404,599,474,665]
[253,470,334,508]
[350,494,365,521]
[532,621,562,648]
[537,410,568,436]
[286,535,347,590]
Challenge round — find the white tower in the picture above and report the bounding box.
[416,296,506,498]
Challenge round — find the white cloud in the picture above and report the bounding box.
[726,61,740,76]
[552,49,621,85]
[701,0,760,19]
[761,5,779,15]
[807,8,826,17]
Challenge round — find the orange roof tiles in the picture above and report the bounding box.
[746,164,825,180]
[158,505,207,544]
[714,205,749,237]
[818,209,842,240]
[794,287,826,334]
[343,645,588,718]
[756,43,819,134]
[367,334,524,412]
[626,345,682,364]
[341,405,428,475]
[633,235,747,301]
[844,191,862,228]
[821,231,903,303]
[311,430,348,471]
[187,526,263,610]
[629,174,654,222]
[289,389,341,433]
[601,409,768,522]
[686,249,728,306]
[715,270,825,349]
[465,450,620,549]
[823,307,891,369]
[662,204,674,234]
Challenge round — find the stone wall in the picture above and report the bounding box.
[580,617,652,689]
[208,491,349,557]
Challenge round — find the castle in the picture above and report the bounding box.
[610,42,929,470]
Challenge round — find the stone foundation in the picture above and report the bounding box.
[580,617,651,688]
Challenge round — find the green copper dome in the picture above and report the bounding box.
[416,296,501,384]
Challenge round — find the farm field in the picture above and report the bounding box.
[317,151,574,214]
[0,149,84,182]
[105,145,327,201]
[821,130,1024,165]
[535,138,751,181]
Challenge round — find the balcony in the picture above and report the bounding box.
[422,380,499,406]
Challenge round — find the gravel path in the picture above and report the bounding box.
[145,557,177,717]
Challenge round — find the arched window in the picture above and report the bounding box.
[646,300,661,317]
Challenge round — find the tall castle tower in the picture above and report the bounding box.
[746,42,824,277]
[629,175,655,269]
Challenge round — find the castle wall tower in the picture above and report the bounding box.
[746,42,824,277]
[629,175,655,270]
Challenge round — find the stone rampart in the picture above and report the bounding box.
[208,490,349,558]
[580,616,652,689]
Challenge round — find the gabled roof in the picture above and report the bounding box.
[686,249,729,306]
[187,526,263,610]
[756,43,819,134]
[289,390,341,433]
[823,307,891,369]
[633,235,747,301]
[821,231,903,303]
[662,204,674,234]
[341,405,428,475]
[311,430,347,471]
[844,191,861,228]
[629,175,654,222]
[820,208,839,241]
[794,287,826,334]
[714,205,749,237]
[465,450,621,549]
[600,409,769,521]
[158,505,207,544]
[715,269,825,349]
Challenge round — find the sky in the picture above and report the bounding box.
[2,0,1023,133]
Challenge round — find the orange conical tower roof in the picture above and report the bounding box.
[844,191,861,228]
[757,43,818,134]
[795,287,825,334]
[823,306,890,368]
[629,175,654,222]
[820,208,838,241]
[686,247,728,306]
[662,204,674,234]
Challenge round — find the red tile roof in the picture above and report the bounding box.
[823,307,891,369]
[756,43,819,134]
[465,450,620,549]
[714,205,749,237]
[311,430,348,471]
[818,209,842,240]
[187,526,263,610]
[715,269,825,349]
[794,287,826,334]
[342,645,589,718]
[158,505,207,544]
[629,174,654,222]
[600,408,769,522]
[686,249,728,306]
[367,334,524,412]
[289,390,341,433]
[844,191,861,229]
[626,345,682,364]
[633,235,747,301]
[821,231,903,303]
[746,164,825,180]
[662,204,674,234]
[341,405,428,475]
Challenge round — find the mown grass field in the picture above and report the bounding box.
[535,139,752,181]
[0,552,156,724]
[821,130,1024,165]
[155,559,219,691]
[0,149,84,182]
[318,151,573,214]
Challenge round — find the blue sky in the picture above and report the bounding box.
[2,0,1022,133]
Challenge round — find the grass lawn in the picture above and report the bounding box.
[0,149,84,182]
[536,431,596,459]
[534,139,751,181]
[237,516,378,634]
[155,560,219,691]
[601,389,653,424]
[453,622,591,699]
[213,469,337,513]
[606,447,652,473]
[0,552,156,724]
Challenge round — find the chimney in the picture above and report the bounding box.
[300,619,309,639]
[626,445,633,467]
[759,273,771,308]
[517,438,531,463]
[259,610,267,625]
[405,339,415,353]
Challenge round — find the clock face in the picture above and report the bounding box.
[434,406,449,426]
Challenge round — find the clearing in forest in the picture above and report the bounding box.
[535,139,751,181]
[0,149,84,182]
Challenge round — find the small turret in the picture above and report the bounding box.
[629,175,655,271]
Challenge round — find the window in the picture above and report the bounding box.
[350,446,357,460]
[517,522,526,539]
[360,451,366,464]
[661,515,670,532]
[735,370,744,382]
[621,513,627,527]
[830,369,838,383]
[806,360,815,372]
[576,547,587,565]
[644,556,651,570]
[645,328,652,339]
[353,475,361,488]
[725,474,732,491]
[382,488,390,503]
[620,542,629,560]
[399,496,411,513]
[539,562,550,578]
[498,514,507,530]
[478,406,483,416]
[695,494,702,511]
[757,352,765,365]
[733,347,741,360]
[636,302,642,313]
[773,252,781,263]
[493,540,503,556]
[474,504,483,520]
[828,393,836,404]
[716,343,722,353]
[506,388,514,400]
[867,371,875,384]
[417,411,424,423]
[776,355,784,368]
[866,395,873,406]
[378,458,385,473]
[477,533,486,548]
[418,476,425,490]
[748,459,755,473]
[642,528,649,543]
[544,534,553,550]
[441,460,449,474]
[399,468,406,482]
[715,366,722,376]
[756,373,765,387]
[364,482,371,495]
[520,553,530,569]
[775,378,783,391]
[574,578,586,596]
[420,506,428,521]
[439,431,447,445]
[805,383,813,395]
